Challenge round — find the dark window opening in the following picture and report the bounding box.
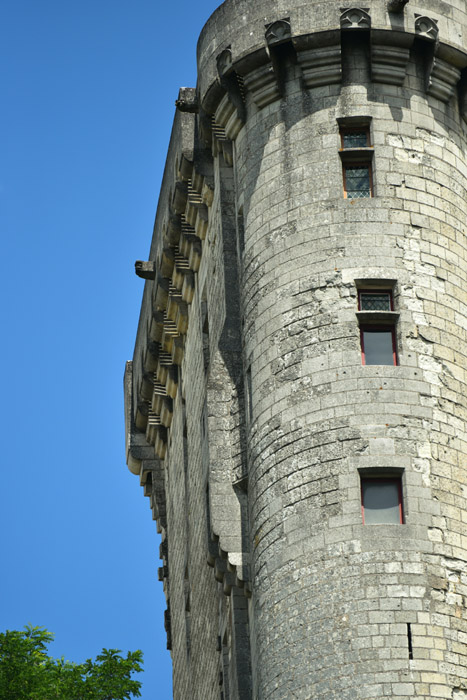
[359,290,393,311]
[246,366,253,422]
[361,326,397,365]
[407,623,413,659]
[342,130,369,148]
[344,164,372,198]
[361,477,404,524]
[357,289,398,365]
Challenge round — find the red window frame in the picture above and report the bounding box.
[358,289,394,311]
[361,477,404,524]
[360,325,397,366]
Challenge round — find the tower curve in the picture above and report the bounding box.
[125,1,467,698]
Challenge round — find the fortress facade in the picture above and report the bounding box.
[124,1,467,697]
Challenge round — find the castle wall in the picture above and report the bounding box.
[125,1,467,698]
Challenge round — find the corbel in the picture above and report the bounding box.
[151,379,167,415]
[294,30,342,89]
[164,607,172,651]
[158,565,169,582]
[172,253,191,291]
[215,47,246,139]
[146,409,161,447]
[371,29,413,86]
[185,189,207,231]
[139,370,155,402]
[134,260,156,280]
[158,247,175,279]
[265,19,296,96]
[154,276,170,310]
[135,400,150,431]
[181,271,196,304]
[179,229,199,259]
[214,93,244,142]
[124,362,155,474]
[414,16,462,103]
[413,14,438,96]
[171,335,185,366]
[188,238,202,271]
[175,301,189,335]
[149,309,164,343]
[164,211,181,247]
[172,180,188,215]
[143,474,152,498]
[387,0,409,12]
[428,56,461,102]
[155,426,168,460]
[166,365,179,399]
[155,346,173,385]
[177,152,194,182]
[152,379,168,416]
[191,168,207,199]
[174,87,198,113]
[142,341,161,374]
[160,319,179,355]
[160,396,174,429]
[194,205,209,240]
[167,295,188,331]
[140,459,159,487]
[236,46,280,110]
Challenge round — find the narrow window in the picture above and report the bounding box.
[246,365,253,422]
[407,623,413,660]
[361,326,397,365]
[339,125,373,199]
[358,289,398,365]
[359,290,393,311]
[341,129,369,149]
[361,477,404,524]
[343,164,372,199]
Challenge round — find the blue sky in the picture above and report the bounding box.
[0,1,220,697]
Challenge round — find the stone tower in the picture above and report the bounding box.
[124,1,467,698]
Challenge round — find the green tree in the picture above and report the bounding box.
[0,626,143,700]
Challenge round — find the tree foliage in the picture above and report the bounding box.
[0,626,143,700]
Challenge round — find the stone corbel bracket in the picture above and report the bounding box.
[201,12,467,132]
[414,15,467,103]
[206,476,251,597]
[294,30,342,89]
[387,0,409,12]
[124,361,156,474]
[215,47,246,140]
[371,29,413,86]
[130,141,214,464]
[208,533,251,597]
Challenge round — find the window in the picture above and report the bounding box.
[361,477,404,524]
[359,290,392,311]
[344,165,372,199]
[339,125,374,199]
[357,289,398,366]
[361,327,397,365]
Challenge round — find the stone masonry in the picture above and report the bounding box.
[124,1,467,697]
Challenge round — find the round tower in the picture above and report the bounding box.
[197,1,467,698]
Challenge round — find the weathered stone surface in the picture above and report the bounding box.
[125,1,467,698]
